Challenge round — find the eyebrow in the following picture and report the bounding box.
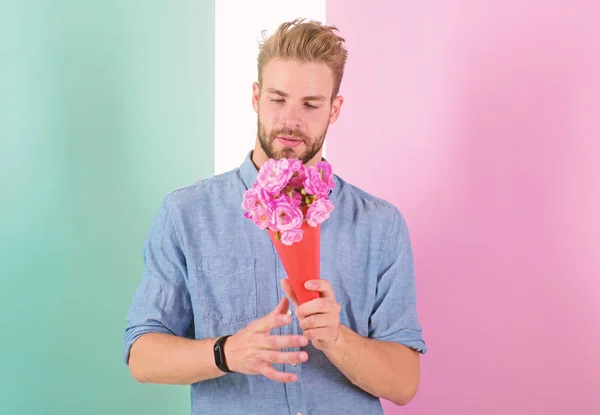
[266,88,326,101]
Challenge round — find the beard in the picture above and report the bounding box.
[257,118,328,164]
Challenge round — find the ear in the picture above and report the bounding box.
[252,82,261,113]
[329,95,344,124]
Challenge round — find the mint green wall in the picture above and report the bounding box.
[1,2,214,414]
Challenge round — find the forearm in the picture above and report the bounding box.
[128,333,225,385]
[324,325,420,406]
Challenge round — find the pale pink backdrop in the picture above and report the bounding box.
[326,1,600,414]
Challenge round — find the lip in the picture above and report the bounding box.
[277,136,303,148]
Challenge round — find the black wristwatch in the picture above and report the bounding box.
[213,335,233,373]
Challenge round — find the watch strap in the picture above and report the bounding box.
[213,335,233,373]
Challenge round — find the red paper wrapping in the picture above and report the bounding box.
[268,222,321,304]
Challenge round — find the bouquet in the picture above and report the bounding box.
[242,158,335,304]
[242,158,335,245]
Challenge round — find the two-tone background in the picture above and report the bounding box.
[2,1,599,414]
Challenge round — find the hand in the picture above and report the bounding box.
[225,297,309,383]
[281,278,342,353]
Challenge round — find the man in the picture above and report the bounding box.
[124,18,426,415]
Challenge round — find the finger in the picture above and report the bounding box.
[259,350,308,365]
[304,279,335,299]
[267,334,309,350]
[252,308,291,333]
[303,327,336,341]
[272,296,290,316]
[280,278,300,308]
[296,298,341,319]
[298,314,331,331]
[259,363,298,383]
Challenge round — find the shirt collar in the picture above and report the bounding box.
[240,150,259,191]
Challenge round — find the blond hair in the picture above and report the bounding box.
[257,18,348,99]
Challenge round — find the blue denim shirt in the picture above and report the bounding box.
[124,151,426,415]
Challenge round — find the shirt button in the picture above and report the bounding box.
[287,309,292,316]
[291,362,297,367]
[296,412,302,415]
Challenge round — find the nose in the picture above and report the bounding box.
[281,105,301,129]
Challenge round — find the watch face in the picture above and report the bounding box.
[214,344,223,365]
[214,336,231,372]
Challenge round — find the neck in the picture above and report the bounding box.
[251,141,269,170]
[251,141,323,170]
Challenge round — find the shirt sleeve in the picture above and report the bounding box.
[368,207,427,354]
[123,194,194,365]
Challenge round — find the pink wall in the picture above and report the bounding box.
[326,1,600,414]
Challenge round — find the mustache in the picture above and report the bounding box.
[269,128,310,142]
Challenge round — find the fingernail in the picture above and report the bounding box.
[305,281,313,289]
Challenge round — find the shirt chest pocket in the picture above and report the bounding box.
[196,257,258,323]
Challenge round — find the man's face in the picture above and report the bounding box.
[252,59,343,165]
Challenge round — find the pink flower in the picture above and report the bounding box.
[242,188,259,211]
[242,184,276,230]
[306,198,334,227]
[304,166,330,198]
[243,183,272,208]
[256,159,295,195]
[317,161,335,190]
[289,158,303,172]
[242,186,260,211]
[289,166,307,189]
[280,228,304,245]
[289,190,303,206]
[255,184,273,205]
[245,206,275,230]
[273,191,302,207]
[270,197,303,232]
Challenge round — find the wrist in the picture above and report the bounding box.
[323,324,346,357]
[223,334,239,373]
[214,335,234,373]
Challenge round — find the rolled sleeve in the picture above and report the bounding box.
[368,208,427,354]
[123,194,193,364]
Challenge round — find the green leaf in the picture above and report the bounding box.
[275,231,280,241]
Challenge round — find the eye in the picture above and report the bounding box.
[304,103,318,109]
[270,99,285,103]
